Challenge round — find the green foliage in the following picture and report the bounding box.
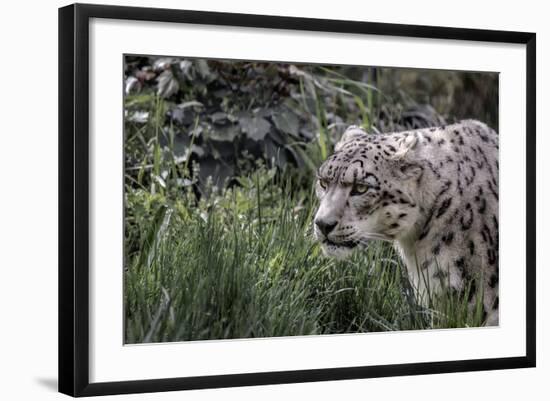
[125,167,484,343]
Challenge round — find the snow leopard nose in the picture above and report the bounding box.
[315,219,337,237]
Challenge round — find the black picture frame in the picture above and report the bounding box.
[59,3,536,397]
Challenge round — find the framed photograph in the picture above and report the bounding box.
[58,3,536,397]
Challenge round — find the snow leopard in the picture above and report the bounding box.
[313,120,499,326]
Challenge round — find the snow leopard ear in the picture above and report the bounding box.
[334,126,367,152]
[396,162,424,181]
[391,134,418,159]
[390,135,422,180]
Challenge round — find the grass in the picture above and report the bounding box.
[124,165,484,344]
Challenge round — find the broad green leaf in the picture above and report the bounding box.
[272,110,300,138]
[239,116,271,141]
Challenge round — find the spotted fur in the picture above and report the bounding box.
[314,120,499,326]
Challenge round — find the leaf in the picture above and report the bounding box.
[299,127,314,140]
[153,58,174,71]
[178,100,203,109]
[179,60,194,78]
[190,145,205,157]
[127,111,149,123]
[170,102,203,125]
[212,88,230,98]
[239,116,271,141]
[195,59,215,81]
[153,175,166,188]
[169,108,186,125]
[174,144,205,165]
[169,133,205,161]
[157,69,179,98]
[176,178,195,187]
[125,76,140,95]
[209,125,240,142]
[272,110,300,137]
[210,112,228,124]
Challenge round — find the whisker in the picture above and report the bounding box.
[356,233,393,243]
[331,230,357,237]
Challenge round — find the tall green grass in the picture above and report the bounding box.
[125,167,484,343]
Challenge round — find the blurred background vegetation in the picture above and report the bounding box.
[124,56,497,343]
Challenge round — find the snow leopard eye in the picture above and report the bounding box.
[318,179,329,190]
[350,183,369,196]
